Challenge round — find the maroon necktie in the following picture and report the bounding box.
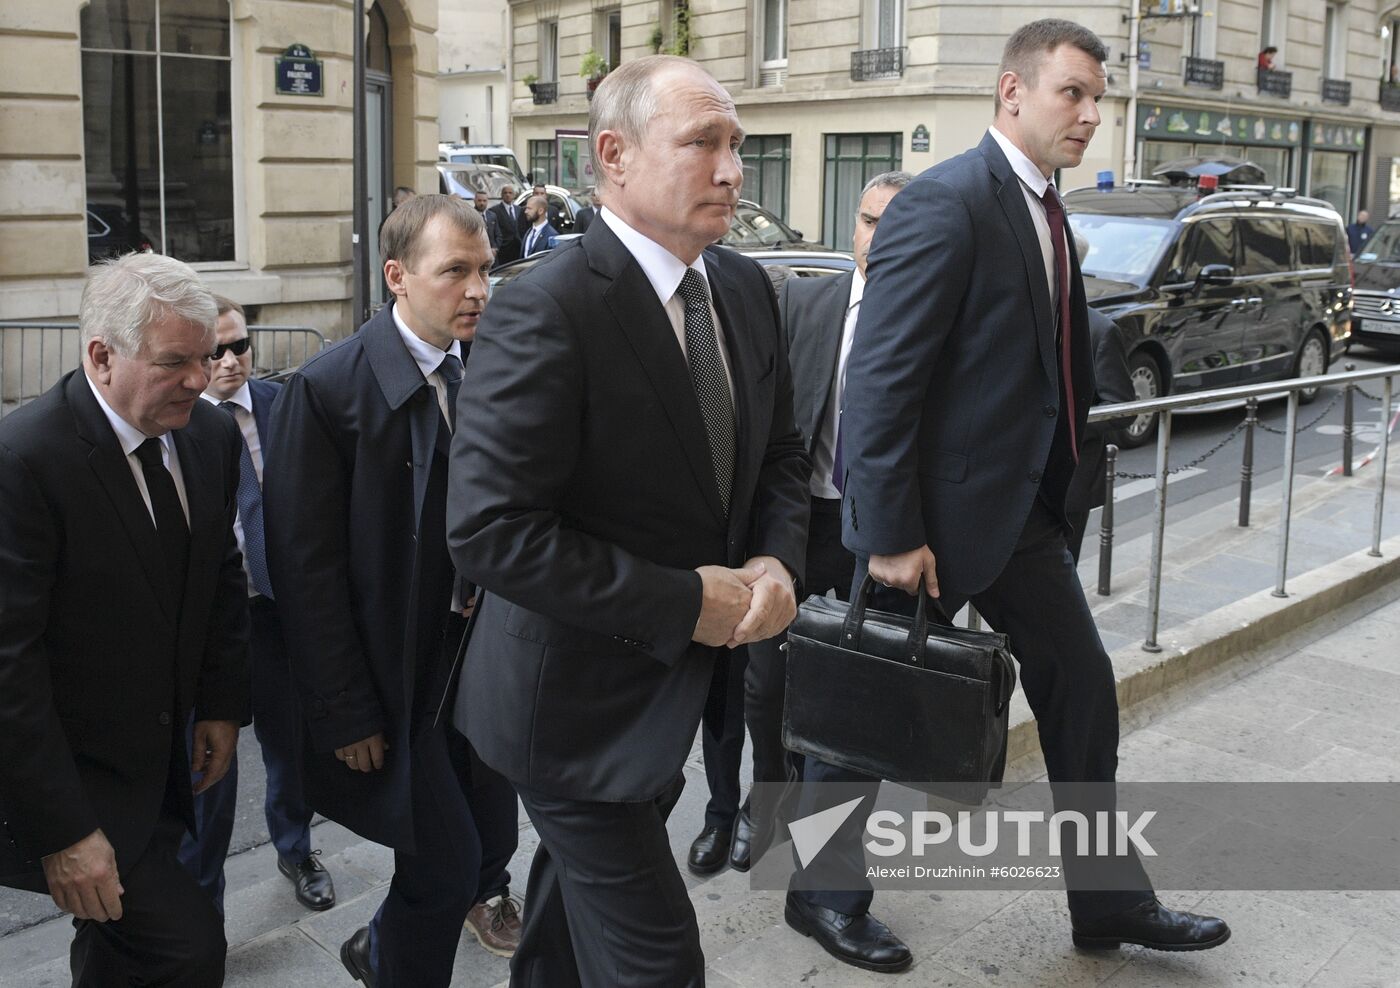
[1039,185,1079,464]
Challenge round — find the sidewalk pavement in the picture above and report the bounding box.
[1,440,1398,987]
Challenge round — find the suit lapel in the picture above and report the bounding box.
[705,255,754,529]
[981,134,1058,386]
[66,372,177,620]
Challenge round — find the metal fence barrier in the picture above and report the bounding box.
[1086,364,1400,652]
[0,322,328,417]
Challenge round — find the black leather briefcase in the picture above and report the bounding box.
[782,575,1018,805]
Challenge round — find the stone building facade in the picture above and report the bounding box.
[0,0,441,336]
[507,0,1400,248]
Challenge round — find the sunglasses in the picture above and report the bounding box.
[212,338,252,360]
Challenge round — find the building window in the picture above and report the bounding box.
[1309,149,1354,218]
[538,19,559,83]
[1138,139,1293,188]
[1259,0,1287,66]
[822,133,901,247]
[80,0,234,264]
[1323,2,1346,80]
[740,135,791,221]
[601,8,622,71]
[867,0,902,49]
[1195,0,1219,60]
[759,0,788,85]
[529,139,557,186]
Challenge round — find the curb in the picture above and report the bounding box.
[1003,533,1400,766]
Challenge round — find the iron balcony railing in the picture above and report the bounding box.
[531,81,558,105]
[1382,82,1400,112]
[1257,66,1293,98]
[1183,56,1224,90]
[1083,365,1398,652]
[1321,77,1352,105]
[0,322,329,416]
[850,47,905,82]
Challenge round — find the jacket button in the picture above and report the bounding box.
[1029,469,1042,484]
[158,712,171,726]
[1043,405,1056,418]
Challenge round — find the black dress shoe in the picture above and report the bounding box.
[687,826,732,875]
[278,852,336,911]
[340,925,376,986]
[1072,898,1231,952]
[729,810,754,873]
[784,892,912,973]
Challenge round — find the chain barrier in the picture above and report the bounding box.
[1255,390,1344,435]
[1113,419,1250,480]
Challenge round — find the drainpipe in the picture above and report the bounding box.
[1124,2,1140,181]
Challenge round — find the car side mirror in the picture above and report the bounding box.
[1196,263,1235,287]
[791,229,804,240]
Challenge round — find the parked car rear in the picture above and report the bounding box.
[1351,219,1400,352]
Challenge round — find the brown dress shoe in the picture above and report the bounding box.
[464,893,522,957]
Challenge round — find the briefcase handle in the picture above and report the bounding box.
[842,573,953,665]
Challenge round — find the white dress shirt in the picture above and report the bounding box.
[201,382,261,593]
[988,126,1061,315]
[599,207,735,398]
[810,270,865,499]
[392,304,463,428]
[84,370,191,526]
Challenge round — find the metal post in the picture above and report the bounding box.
[1343,362,1355,477]
[352,0,370,329]
[1097,444,1118,596]
[1273,390,1300,597]
[1372,375,1393,557]
[1144,412,1171,653]
[1239,397,1257,527]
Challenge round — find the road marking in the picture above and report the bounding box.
[1113,467,1206,502]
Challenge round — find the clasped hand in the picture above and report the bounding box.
[693,556,796,648]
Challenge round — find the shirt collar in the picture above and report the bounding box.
[988,126,1053,199]
[201,381,252,413]
[84,369,173,456]
[391,302,462,382]
[848,269,866,310]
[530,218,548,231]
[600,207,710,309]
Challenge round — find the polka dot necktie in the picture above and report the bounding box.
[675,268,736,513]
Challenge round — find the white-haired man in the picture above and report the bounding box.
[0,252,250,986]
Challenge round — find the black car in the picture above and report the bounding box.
[1066,183,1352,445]
[87,204,154,263]
[1351,219,1400,352]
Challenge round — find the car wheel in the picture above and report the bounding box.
[1294,330,1329,405]
[1121,351,1164,448]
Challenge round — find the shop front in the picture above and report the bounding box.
[1136,103,1303,188]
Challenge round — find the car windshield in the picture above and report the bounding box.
[1357,220,1400,262]
[1068,214,1177,283]
[439,167,517,200]
[726,204,800,247]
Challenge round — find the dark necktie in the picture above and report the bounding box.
[219,402,274,599]
[675,268,736,513]
[1040,185,1080,464]
[437,352,464,432]
[134,437,190,597]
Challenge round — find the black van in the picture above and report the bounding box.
[1351,218,1400,352]
[1066,184,1352,445]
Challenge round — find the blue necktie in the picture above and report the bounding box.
[220,402,274,599]
[437,353,464,432]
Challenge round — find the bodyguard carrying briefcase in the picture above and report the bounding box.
[782,575,1017,804]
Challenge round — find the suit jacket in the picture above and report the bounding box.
[263,305,458,850]
[522,222,559,256]
[841,131,1095,593]
[448,218,810,803]
[481,208,501,250]
[1066,309,1134,516]
[0,372,249,891]
[488,201,522,246]
[573,204,596,234]
[782,270,855,458]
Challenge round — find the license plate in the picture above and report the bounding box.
[1358,318,1400,337]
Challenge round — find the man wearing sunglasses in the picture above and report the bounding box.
[178,297,337,917]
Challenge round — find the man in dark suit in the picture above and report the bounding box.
[790,19,1230,971]
[473,191,501,257]
[488,186,524,264]
[572,191,596,234]
[520,195,559,256]
[0,252,249,986]
[265,194,519,987]
[177,296,336,916]
[448,55,810,988]
[732,170,912,876]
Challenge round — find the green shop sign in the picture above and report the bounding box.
[1137,104,1301,148]
[1311,122,1366,150]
